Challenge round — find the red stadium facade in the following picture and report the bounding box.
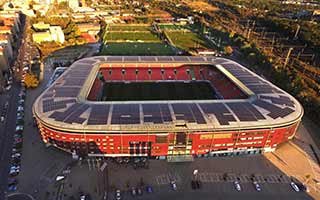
[33,56,303,160]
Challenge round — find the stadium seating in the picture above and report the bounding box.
[110,69,123,80]
[87,78,101,100]
[123,68,137,81]
[150,68,163,80]
[95,66,246,100]
[137,68,150,80]
[163,68,176,80]
[176,68,190,80]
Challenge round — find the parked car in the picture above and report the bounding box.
[137,187,143,196]
[13,138,23,144]
[296,182,309,192]
[170,181,177,191]
[115,189,121,200]
[253,181,261,191]
[234,181,241,191]
[191,180,201,189]
[80,194,92,200]
[12,148,21,153]
[11,153,21,159]
[15,125,23,132]
[290,182,300,192]
[131,187,136,196]
[146,185,153,193]
[8,178,17,185]
[9,168,20,176]
[8,184,17,192]
[17,106,24,112]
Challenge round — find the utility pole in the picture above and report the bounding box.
[270,33,275,54]
[284,47,293,69]
[294,24,300,40]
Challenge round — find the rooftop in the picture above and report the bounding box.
[33,56,303,133]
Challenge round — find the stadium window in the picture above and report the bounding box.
[186,69,190,74]
[148,69,152,74]
[122,69,125,74]
[135,69,139,75]
[156,135,167,143]
[161,69,164,74]
[109,69,112,75]
[174,69,177,74]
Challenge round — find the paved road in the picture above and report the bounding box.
[0,82,20,199]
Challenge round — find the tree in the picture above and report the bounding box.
[24,73,39,88]
[224,46,233,55]
[64,21,81,40]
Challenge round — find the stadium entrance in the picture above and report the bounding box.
[167,132,194,162]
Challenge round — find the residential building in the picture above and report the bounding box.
[49,26,65,43]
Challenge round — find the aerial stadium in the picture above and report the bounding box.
[33,56,303,160]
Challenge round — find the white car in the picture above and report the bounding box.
[5,85,11,91]
[115,189,121,200]
[15,125,23,132]
[171,181,177,191]
[234,181,241,191]
[11,153,21,159]
[10,166,20,171]
[17,106,24,112]
[253,181,261,191]
[290,182,300,192]
[23,67,29,71]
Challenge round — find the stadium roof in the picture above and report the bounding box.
[33,56,303,133]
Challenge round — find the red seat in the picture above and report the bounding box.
[123,68,136,81]
[150,68,162,80]
[176,68,190,80]
[110,69,123,80]
[163,68,176,80]
[137,68,150,80]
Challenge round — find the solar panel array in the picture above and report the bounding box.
[35,56,302,129]
[222,63,283,94]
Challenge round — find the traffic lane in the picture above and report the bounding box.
[0,82,20,198]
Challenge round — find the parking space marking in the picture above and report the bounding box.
[196,172,293,185]
[155,173,181,185]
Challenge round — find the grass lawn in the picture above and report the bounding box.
[158,24,190,31]
[104,32,161,42]
[100,43,176,56]
[165,31,213,51]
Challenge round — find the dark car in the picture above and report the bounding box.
[8,184,17,192]
[146,185,153,193]
[8,178,17,185]
[191,180,201,189]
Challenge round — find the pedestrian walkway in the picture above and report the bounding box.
[292,139,320,181]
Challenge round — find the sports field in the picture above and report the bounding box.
[158,24,190,31]
[100,43,176,56]
[165,31,212,51]
[103,24,161,43]
[101,81,217,101]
